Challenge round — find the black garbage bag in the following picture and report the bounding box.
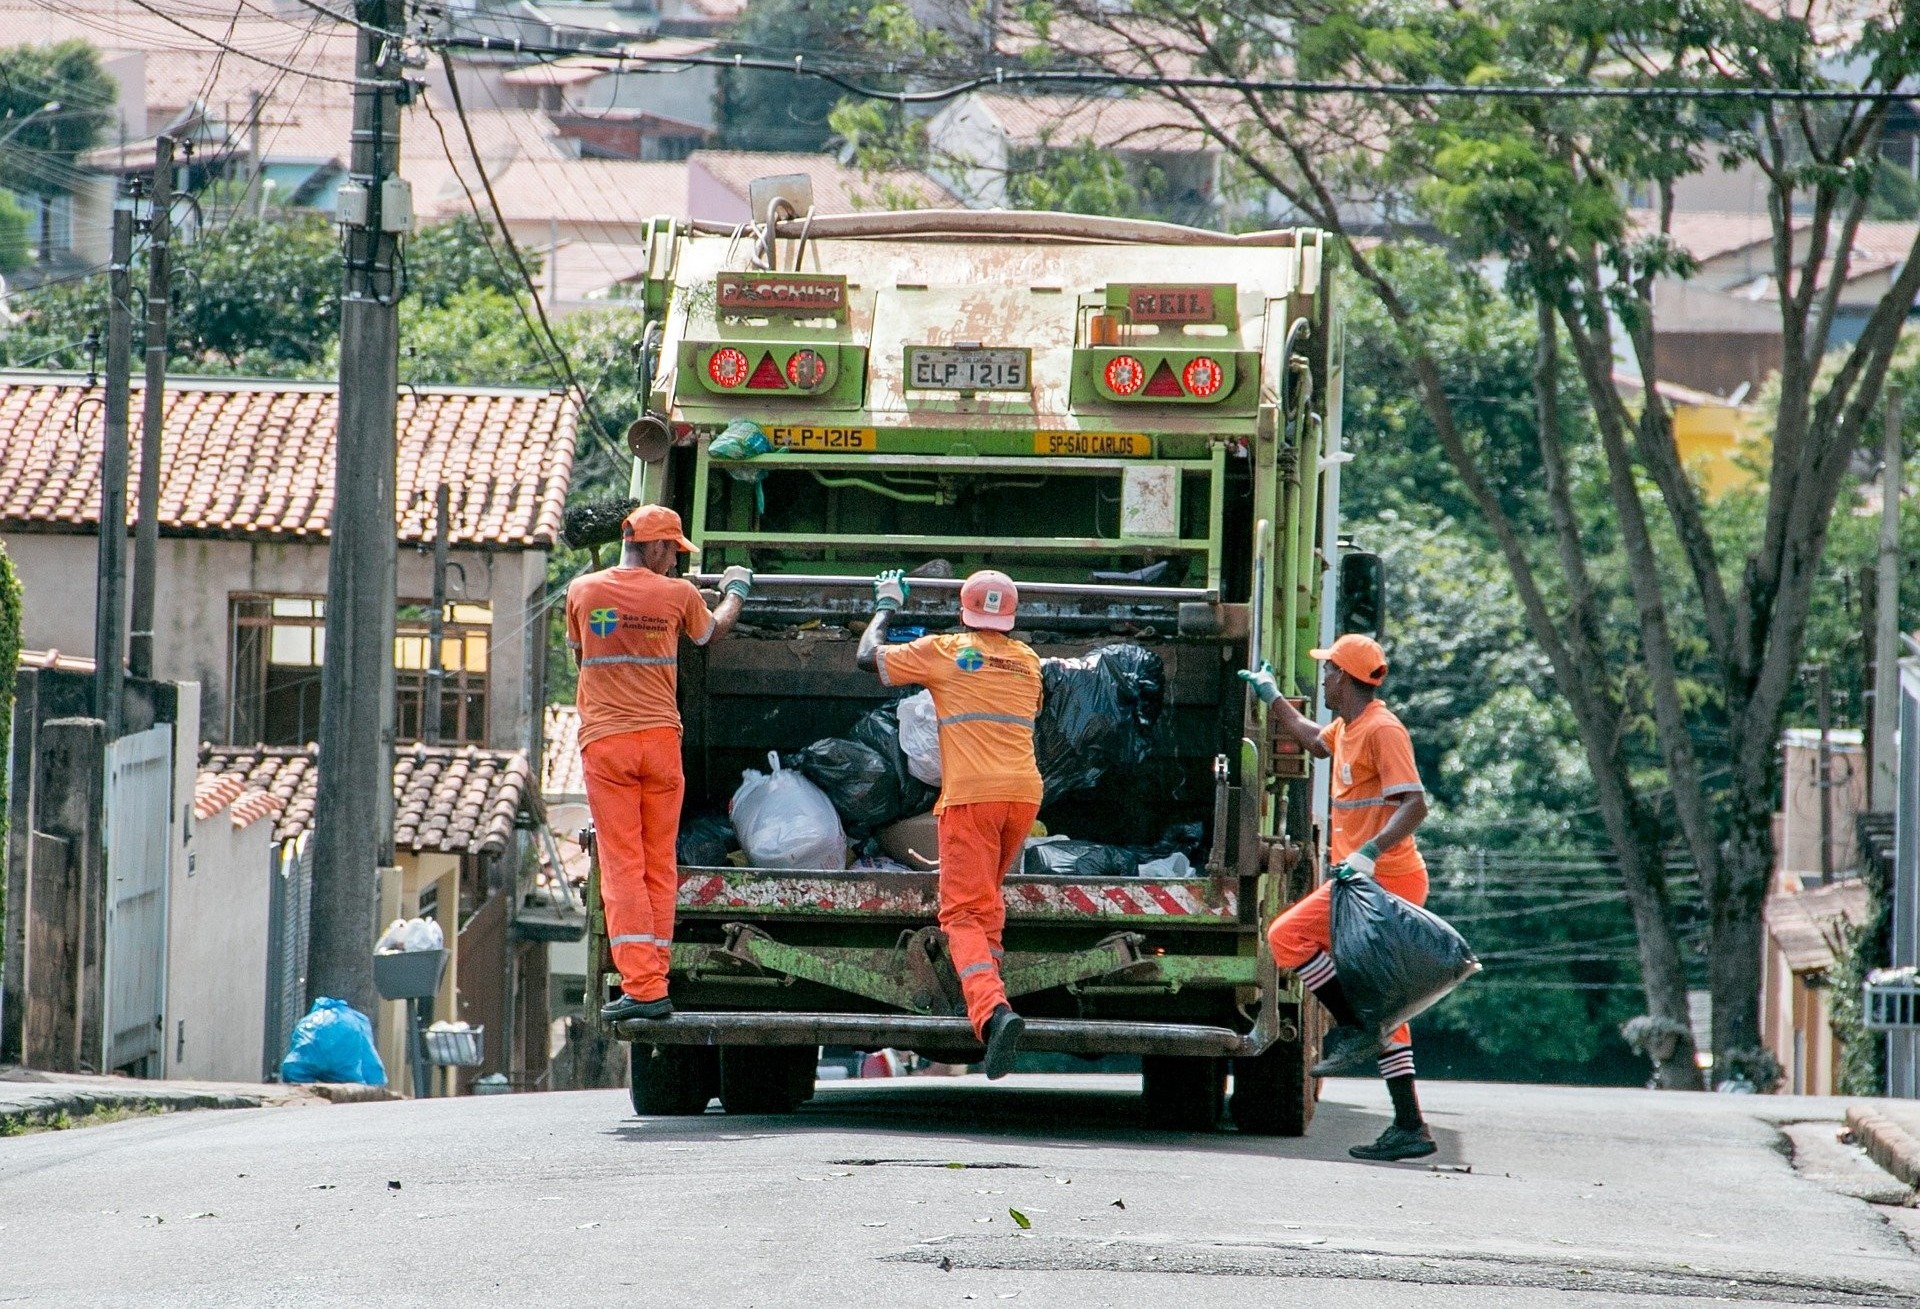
[1329,872,1480,1042]
[1022,840,1141,878]
[676,814,735,867]
[787,700,939,834]
[1035,644,1166,805]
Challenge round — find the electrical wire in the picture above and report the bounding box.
[115,0,379,87]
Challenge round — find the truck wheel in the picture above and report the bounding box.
[1230,1037,1315,1136]
[719,1046,812,1115]
[629,1044,718,1116]
[1140,1056,1226,1132]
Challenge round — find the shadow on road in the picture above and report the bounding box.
[605,1077,1466,1169]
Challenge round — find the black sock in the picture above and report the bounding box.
[1385,1075,1423,1131]
[1310,977,1360,1029]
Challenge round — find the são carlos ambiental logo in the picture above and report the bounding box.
[589,607,619,637]
[955,646,986,673]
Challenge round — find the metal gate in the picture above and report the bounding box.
[103,725,174,1074]
[262,834,313,1078]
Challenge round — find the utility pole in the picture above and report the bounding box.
[130,135,173,681]
[1815,662,1833,886]
[93,205,133,737]
[308,0,410,1017]
[423,482,449,746]
[1870,387,1903,812]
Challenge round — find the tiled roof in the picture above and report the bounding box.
[422,157,690,228]
[0,376,576,547]
[197,742,536,856]
[1764,879,1870,975]
[542,704,585,800]
[963,92,1222,152]
[690,150,956,215]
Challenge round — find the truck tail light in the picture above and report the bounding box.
[785,349,828,389]
[746,353,787,389]
[707,347,750,389]
[1182,356,1224,398]
[1144,360,1184,397]
[1104,354,1146,396]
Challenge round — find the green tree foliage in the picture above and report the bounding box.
[0,189,29,272]
[1005,141,1147,217]
[0,41,115,200]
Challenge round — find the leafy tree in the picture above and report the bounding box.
[1030,0,1920,1089]
[0,41,115,202]
[1006,140,1147,217]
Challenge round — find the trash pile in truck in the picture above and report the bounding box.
[705,641,1200,876]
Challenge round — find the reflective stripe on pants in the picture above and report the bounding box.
[583,727,685,1002]
[936,799,1040,1037]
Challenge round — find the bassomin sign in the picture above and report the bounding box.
[716,272,847,316]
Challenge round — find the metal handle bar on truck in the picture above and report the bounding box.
[686,573,1216,604]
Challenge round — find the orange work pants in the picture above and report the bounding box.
[583,728,685,1003]
[937,800,1041,1037]
[1268,864,1429,1047]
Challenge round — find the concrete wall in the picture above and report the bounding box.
[576,67,718,131]
[166,808,273,1083]
[0,530,548,752]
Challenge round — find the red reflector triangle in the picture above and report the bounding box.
[746,353,787,389]
[1144,360,1183,397]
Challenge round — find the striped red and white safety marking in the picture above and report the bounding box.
[676,873,1236,920]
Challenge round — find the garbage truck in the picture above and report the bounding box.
[582,193,1379,1134]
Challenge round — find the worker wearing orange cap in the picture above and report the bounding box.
[856,568,1040,1079]
[1241,632,1436,1162]
[568,505,752,1024]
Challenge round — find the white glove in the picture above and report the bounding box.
[720,565,753,600]
[1237,660,1281,706]
[1343,840,1381,878]
[873,568,909,612]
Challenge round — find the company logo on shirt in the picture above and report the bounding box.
[1340,763,1352,785]
[589,606,618,637]
[955,646,986,673]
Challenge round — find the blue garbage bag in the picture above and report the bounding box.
[280,997,388,1086]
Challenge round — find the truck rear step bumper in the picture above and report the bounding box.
[612,1012,1270,1058]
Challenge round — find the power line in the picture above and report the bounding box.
[116,0,378,88]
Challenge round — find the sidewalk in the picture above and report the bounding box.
[1,1067,393,1135]
[1846,1099,1920,1194]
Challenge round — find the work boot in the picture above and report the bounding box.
[1311,1025,1383,1077]
[981,1005,1024,1080]
[1348,1122,1437,1162]
[600,994,672,1023]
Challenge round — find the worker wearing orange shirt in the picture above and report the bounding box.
[1242,633,1436,1162]
[856,568,1040,1079]
[569,505,751,1024]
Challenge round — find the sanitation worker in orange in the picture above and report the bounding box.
[856,568,1040,1078]
[1241,633,1437,1161]
[569,505,750,1024]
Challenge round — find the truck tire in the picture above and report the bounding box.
[1140,1055,1226,1132]
[719,1046,814,1115]
[1229,1037,1315,1136]
[629,1044,718,1116]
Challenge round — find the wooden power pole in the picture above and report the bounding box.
[93,205,133,737]
[130,135,172,681]
[308,0,411,1016]
[1870,388,1902,812]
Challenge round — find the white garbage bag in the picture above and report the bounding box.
[730,751,849,871]
[897,690,942,786]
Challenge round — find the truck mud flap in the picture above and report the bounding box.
[611,1011,1273,1059]
[676,868,1240,926]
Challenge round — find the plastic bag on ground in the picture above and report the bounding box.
[1035,644,1166,805]
[730,751,848,871]
[897,690,942,786]
[279,997,387,1086]
[1329,872,1480,1042]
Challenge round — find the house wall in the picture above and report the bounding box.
[924,97,1012,208]
[575,67,718,131]
[165,808,274,1083]
[687,158,753,223]
[0,531,547,752]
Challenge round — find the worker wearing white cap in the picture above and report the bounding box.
[857,568,1040,1078]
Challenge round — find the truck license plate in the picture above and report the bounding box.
[767,425,877,452]
[905,347,1030,391]
[1034,431,1152,458]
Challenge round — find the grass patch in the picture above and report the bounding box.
[0,1100,171,1136]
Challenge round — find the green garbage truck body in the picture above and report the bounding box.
[588,208,1348,1134]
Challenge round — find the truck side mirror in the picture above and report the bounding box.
[1336,551,1386,640]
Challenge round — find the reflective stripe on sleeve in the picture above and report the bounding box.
[1381,782,1426,797]
[937,712,1036,729]
[580,654,678,668]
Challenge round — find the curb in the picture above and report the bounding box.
[1846,1104,1920,1192]
[0,1086,263,1135]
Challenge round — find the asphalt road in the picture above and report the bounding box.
[1,1074,1915,1308]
